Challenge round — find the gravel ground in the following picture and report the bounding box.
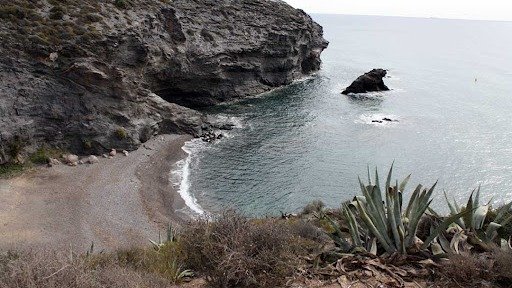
[0,134,192,251]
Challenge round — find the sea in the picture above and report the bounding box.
[170,14,512,217]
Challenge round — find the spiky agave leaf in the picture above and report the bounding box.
[322,213,353,251]
[473,205,489,230]
[463,191,475,230]
[354,197,396,253]
[421,208,472,250]
[343,204,362,247]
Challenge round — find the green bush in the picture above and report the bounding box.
[114,0,129,9]
[29,147,63,164]
[49,6,65,20]
[322,165,468,255]
[114,128,128,140]
[0,163,26,178]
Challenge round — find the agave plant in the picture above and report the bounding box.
[166,259,194,283]
[441,188,512,251]
[150,223,178,250]
[324,165,467,255]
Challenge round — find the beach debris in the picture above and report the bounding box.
[62,154,79,166]
[87,155,99,164]
[102,154,108,158]
[47,158,61,167]
[342,68,389,95]
[78,160,85,165]
[109,149,117,157]
[122,150,129,156]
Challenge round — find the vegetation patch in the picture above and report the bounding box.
[29,146,64,164]
[179,210,319,288]
[114,128,128,140]
[0,163,26,178]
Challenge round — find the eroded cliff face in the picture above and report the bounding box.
[0,0,328,164]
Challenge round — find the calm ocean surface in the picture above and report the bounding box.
[172,15,512,216]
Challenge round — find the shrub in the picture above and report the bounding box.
[114,0,129,9]
[49,6,65,20]
[439,253,495,287]
[83,13,102,23]
[180,211,305,288]
[301,200,325,215]
[115,128,128,140]
[29,146,63,164]
[493,249,512,284]
[0,249,175,287]
[0,5,26,20]
[0,163,26,178]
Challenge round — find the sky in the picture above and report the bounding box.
[284,0,512,21]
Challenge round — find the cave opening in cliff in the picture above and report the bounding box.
[155,87,216,109]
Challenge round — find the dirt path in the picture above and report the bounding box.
[0,134,192,251]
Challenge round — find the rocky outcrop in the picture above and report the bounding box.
[342,69,389,95]
[0,0,328,164]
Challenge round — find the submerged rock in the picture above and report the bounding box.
[0,0,328,164]
[342,69,390,95]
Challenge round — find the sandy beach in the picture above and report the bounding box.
[0,134,193,251]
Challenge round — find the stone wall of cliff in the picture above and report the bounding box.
[0,0,327,164]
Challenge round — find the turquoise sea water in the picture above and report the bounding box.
[173,15,512,216]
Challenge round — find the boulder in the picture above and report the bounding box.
[122,150,129,156]
[86,155,99,164]
[63,154,79,166]
[109,149,117,157]
[48,158,61,167]
[342,69,390,95]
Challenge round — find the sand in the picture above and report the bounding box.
[0,134,193,251]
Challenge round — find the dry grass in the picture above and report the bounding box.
[179,211,317,288]
[0,249,175,288]
[436,250,512,287]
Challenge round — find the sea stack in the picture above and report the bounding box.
[342,69,390,95]
[0,0,328,165]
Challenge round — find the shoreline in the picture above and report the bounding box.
[0,134,192,251]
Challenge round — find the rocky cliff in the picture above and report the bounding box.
[0,0,328,164]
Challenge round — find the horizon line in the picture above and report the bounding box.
[305,12,512,23]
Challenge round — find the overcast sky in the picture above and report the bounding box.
[284,0,512,21]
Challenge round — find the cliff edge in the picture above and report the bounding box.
[0,0,328,164]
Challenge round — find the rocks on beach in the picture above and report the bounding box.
[86,155,99,164]
[201,131,224,143]
[62,154,79,166]
[342,69,390,95]
[48,158,62,167]
[48,150,128,168]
